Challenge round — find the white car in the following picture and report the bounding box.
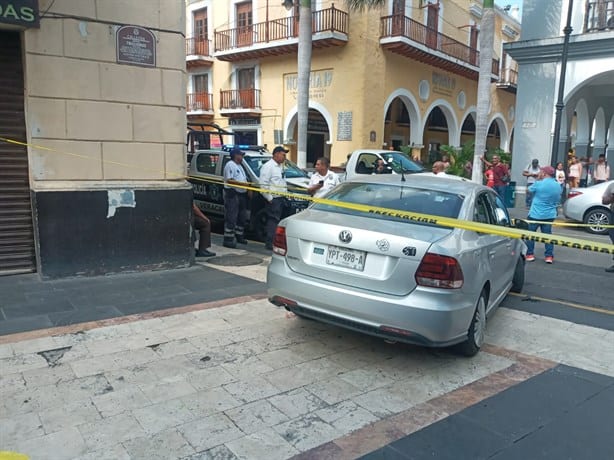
[563,180,613,234]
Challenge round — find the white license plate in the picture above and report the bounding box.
[326,245,366,271]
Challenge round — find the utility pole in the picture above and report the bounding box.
[551,0,574,166]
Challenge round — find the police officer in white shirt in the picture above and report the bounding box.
[259,146,289,249]
[223,148,249,248]
[308,157,340,198]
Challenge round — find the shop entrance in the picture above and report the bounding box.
[0,31,36,275]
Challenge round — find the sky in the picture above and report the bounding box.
[495,0,523,21]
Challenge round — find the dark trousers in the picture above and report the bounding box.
[194,214,211,251]
[266,197,286,244]
[610,225,614,262]
[224,189,247,240]
[526,216,554,258]
[494,185,507,200]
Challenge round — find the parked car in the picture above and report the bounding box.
[188,145,310,240]
[267,175,526,356]
[563,180,613,235]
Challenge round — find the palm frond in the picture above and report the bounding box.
[343,0,386,12]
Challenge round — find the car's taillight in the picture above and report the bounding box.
[415,253,464,289]
[272,226,287,256]
[567,190,583,199]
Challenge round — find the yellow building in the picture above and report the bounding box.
[186,0,520,167]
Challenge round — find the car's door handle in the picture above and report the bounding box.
[488,250,497,257]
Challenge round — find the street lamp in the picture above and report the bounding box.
[282,0,294,10]
[551,0,574,166]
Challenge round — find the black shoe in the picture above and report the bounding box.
[223,239,237,249]
[196,249,216,257]
[606,265,614,273]
[236,237,248,245]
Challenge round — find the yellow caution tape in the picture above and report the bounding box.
[0,452,29,460]
[2,136,613,255]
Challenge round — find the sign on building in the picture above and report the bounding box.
[337,111,353,141]
[0,0,39,27]
[116,25,156,67]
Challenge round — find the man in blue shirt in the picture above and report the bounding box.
[525,165,562,264]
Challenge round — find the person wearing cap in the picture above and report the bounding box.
[522,158,541,207]
[222,148,249,248]
[525,165,562,264]
[259,145,289,249]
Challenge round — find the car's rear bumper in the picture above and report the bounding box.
[267,256,477,347]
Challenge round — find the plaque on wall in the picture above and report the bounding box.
[116,25,156,67]
[337,111,352,141]
[0,0,39,27]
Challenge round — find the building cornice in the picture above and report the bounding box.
[504,31,614,64]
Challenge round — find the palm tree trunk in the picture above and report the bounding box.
[472,0,495,183]
[296,0,312,168]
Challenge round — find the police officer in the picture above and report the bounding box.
[259,146,289,250]
[222,148,249,248]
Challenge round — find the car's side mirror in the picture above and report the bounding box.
[513,219,529,230]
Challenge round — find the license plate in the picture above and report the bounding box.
[326,245,366,271]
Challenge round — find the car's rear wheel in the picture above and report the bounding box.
[457,292,486,357]
[584,208,611,235]
[510,257,525,293]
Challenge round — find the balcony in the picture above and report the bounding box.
[496,67,518,93]
[186,37,213,68]
[584,0,614,32]
[214,6,348,62]
[187,92,214,115]
[380,14,500,81]
[219,89,261,117]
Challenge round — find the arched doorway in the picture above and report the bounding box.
[384,98,412,150]
[284,104,332,167]
[424,106,450,164]
[460,112,476,147]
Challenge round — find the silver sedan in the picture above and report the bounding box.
[563,180,613,234]
[267,175,526,356]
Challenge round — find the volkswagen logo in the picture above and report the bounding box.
[376,239,390,252]
[338,230,352,244]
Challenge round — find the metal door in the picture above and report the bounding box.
[0,31,36,275]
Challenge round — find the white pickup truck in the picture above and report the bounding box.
[340,149,425,181]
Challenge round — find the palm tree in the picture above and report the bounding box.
[295,0,385,167]
[471,0,495,183]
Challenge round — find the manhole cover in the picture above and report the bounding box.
[206,254,263,267]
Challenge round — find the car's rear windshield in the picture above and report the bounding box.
[311,182,464,223]
[244,156,307,179]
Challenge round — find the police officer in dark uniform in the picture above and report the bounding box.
[222,148,249,248]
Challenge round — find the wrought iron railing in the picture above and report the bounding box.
[500,67,518,85]
[186,37,211,56]
[584,0,614,31]
[187,92,213,112]
[220,89,261,110]
[381,14,500,74]
[214,6,348,52]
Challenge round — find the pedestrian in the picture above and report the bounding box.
[481,154,509,199]
[441,154,451,171]
[568,156,581,189]
[193,203,216,257]
[525,165,561,264]
[222,147,249,248]
[593,154,610,184]
[484,165,495,188]
[308,156,340,198]
[555,161,566,200]
[431,161,450,177]
[601,180,614,272]
[522,158,541,207]
[260,145,289,250]
[579,157,592,187]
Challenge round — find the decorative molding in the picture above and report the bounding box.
[502,25,519,39]
[469,3,482,19]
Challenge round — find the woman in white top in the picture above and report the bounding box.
[568,157,582,189]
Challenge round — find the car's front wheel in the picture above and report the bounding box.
[584,208,611,235]
[457,292,487,357]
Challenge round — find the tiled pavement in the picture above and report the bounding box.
[1,237,614,459]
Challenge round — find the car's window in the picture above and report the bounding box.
[487,193,511,226]
[355,153,377,174]
[196,153,219,174]
[474,193,492,224]
[311,182,464,225]
[381,152,424,173]
[243,156,308,179]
